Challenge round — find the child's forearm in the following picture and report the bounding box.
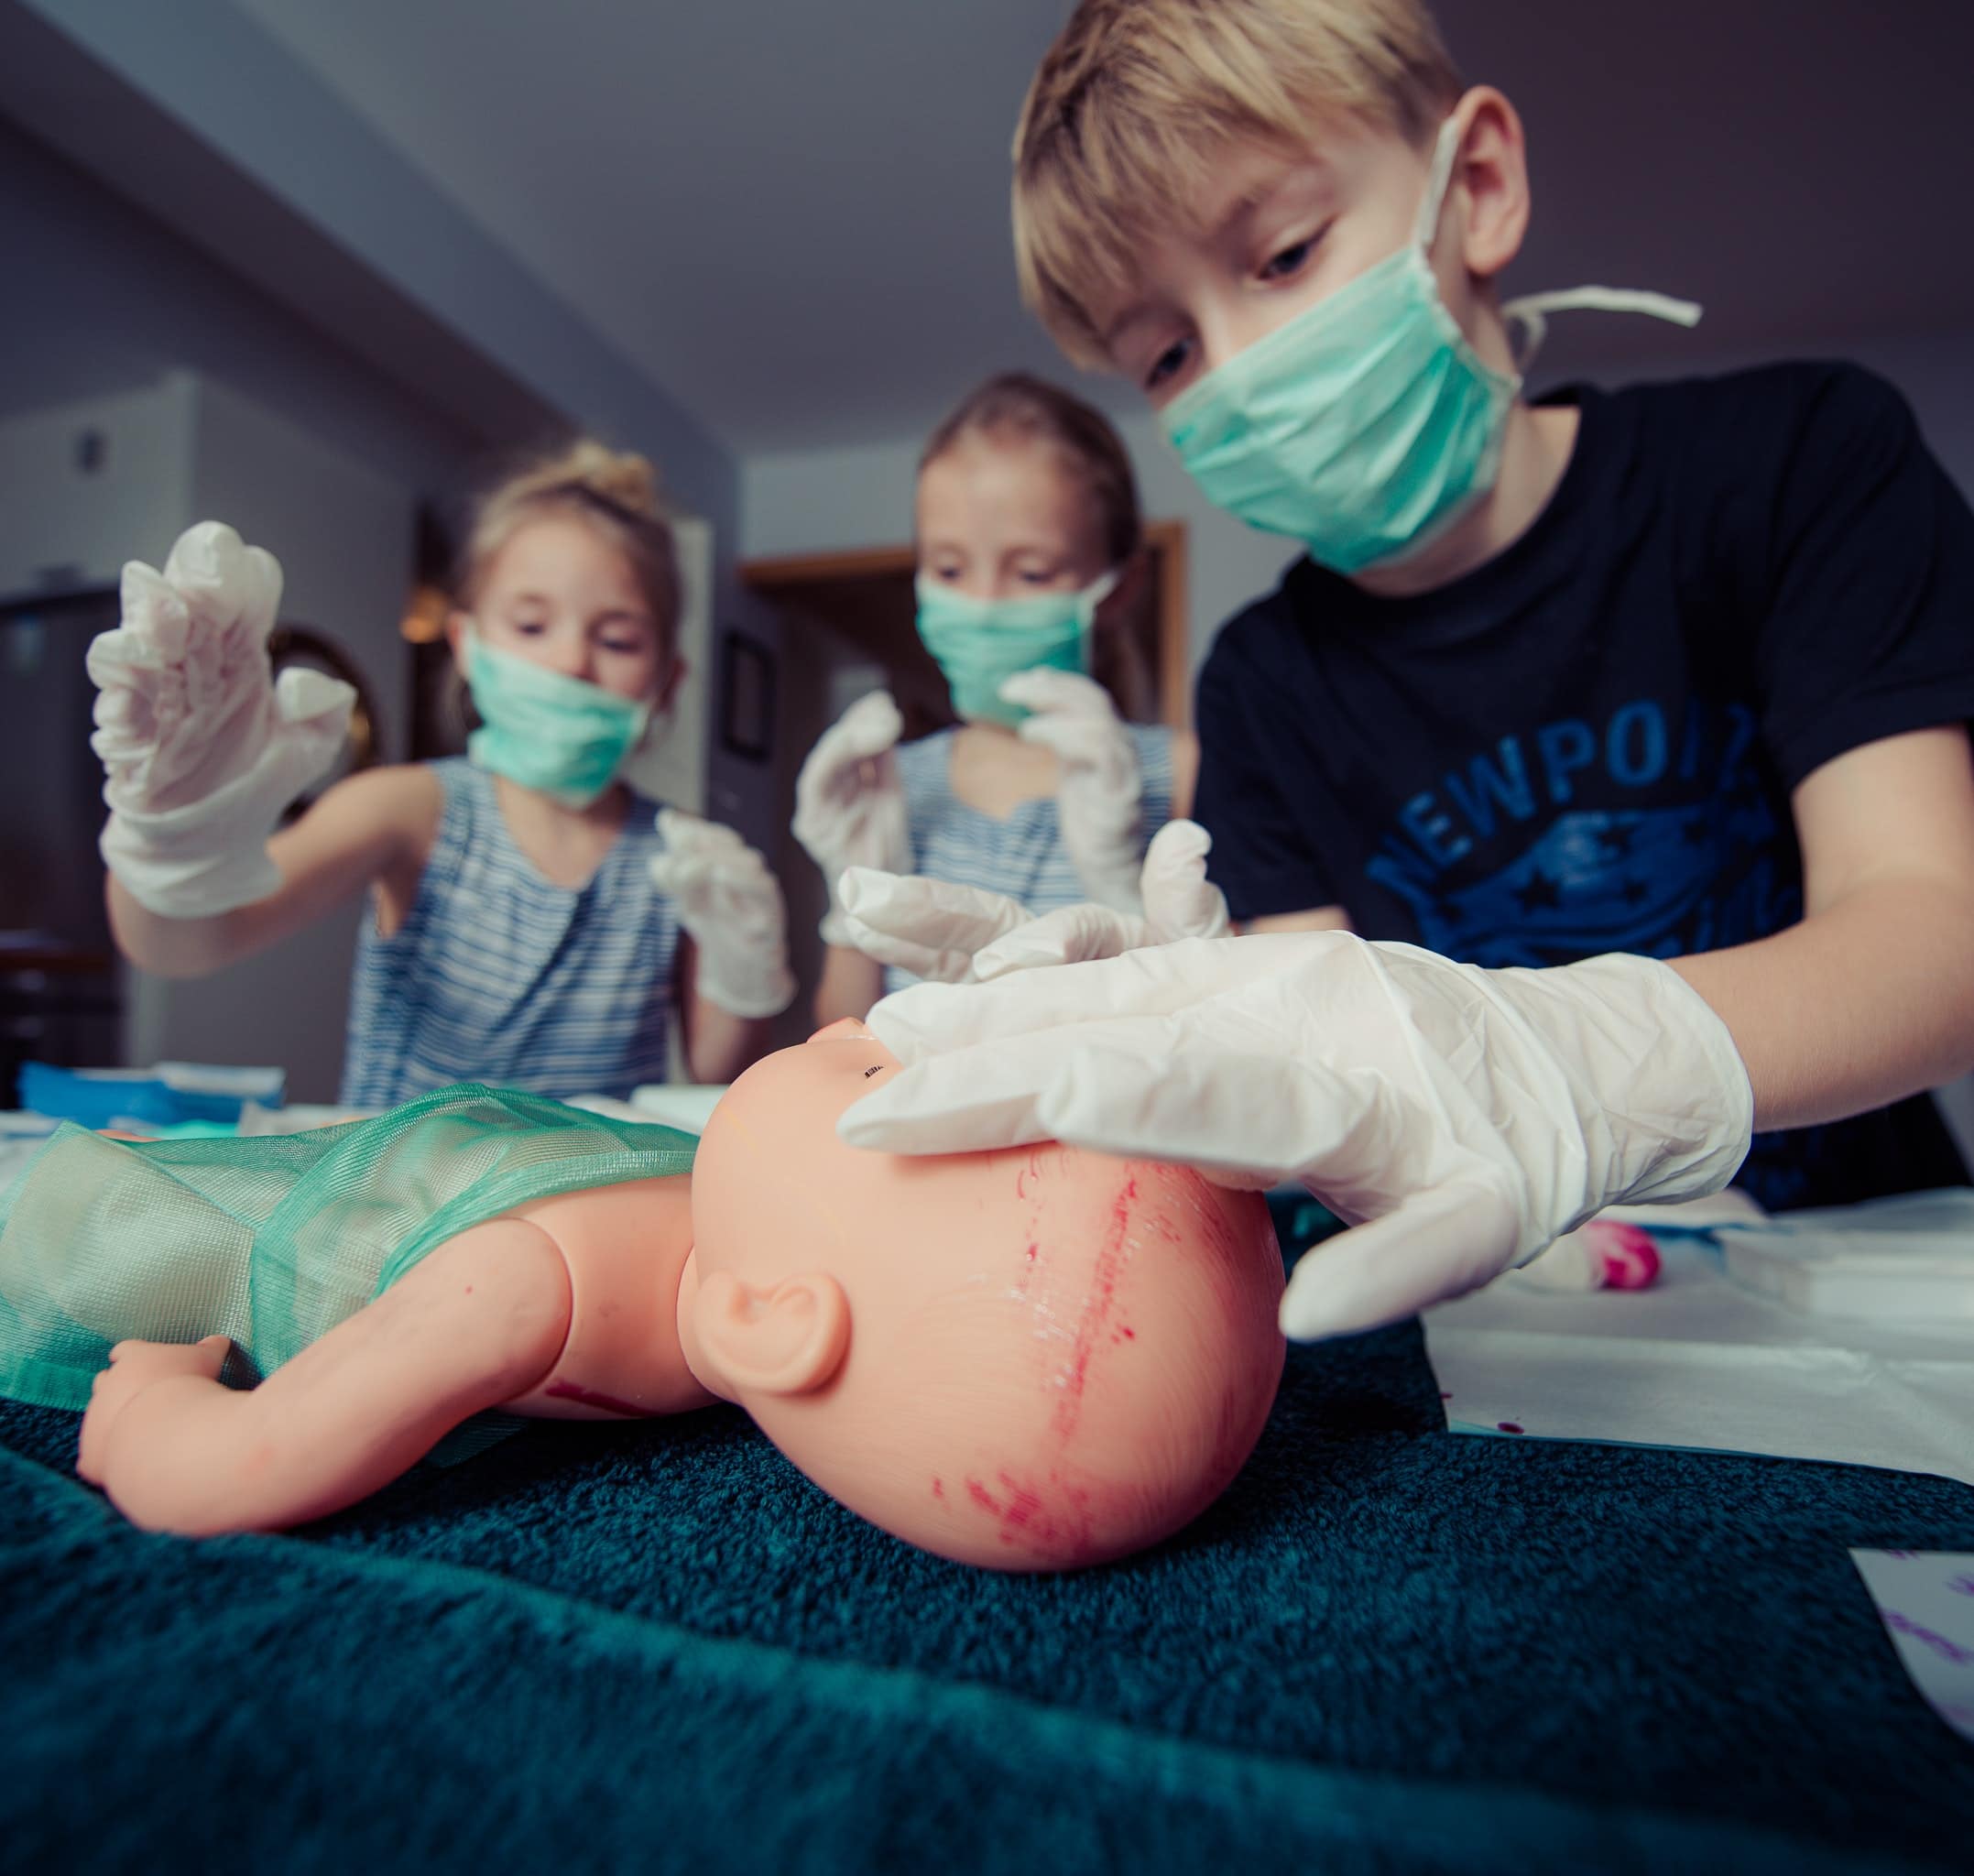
[106,875,267,977]
[813,944,882,1027]
[1673,871,1974,1132]
[685,998,770,1084]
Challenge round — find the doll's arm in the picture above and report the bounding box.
[77,1218,572,1534]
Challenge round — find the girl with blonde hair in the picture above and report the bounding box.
[94,440,792,1104]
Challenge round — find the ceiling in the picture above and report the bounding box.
[229,0,1974,458]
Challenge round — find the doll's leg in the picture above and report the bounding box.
[76,1218,572,1535]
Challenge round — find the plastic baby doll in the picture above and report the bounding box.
[0,1025,1285,1570]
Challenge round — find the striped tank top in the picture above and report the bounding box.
[340,759,681,1107]
[886,724,1176,993]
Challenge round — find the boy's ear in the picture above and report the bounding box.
[1449,86,1531,283]
[690,1269,850,1397]
[445,610,473,676]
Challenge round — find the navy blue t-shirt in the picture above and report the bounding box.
[1193,363,1974,1212]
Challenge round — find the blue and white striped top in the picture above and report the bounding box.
[886,725,1176,993]
[340,759,681,1107]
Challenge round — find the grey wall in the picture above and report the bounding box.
[0,116,480,497]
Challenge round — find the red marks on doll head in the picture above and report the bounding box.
[543,1380,651,1418]
[962,1470,1089,1560]
[1051,1174,1137,1440]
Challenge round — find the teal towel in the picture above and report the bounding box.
[2,1321,1969,1872]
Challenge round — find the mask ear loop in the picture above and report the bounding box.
[1502,289,1705,375]
[1413,117,1466,255]
[1075,568,1122,674]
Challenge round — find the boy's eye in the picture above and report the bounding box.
[1260,236,1317,282]
[1017,568,1060,586]
[512,618,548,636]
[1143,337,1193,392]
[598,633,647,654]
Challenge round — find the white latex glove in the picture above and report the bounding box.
[836,818,1229,984]
[649,810,796,1019]
[89,522,354,917]
[791,691,911,944]
[1000,668,1143,912]
[839,933,1753,1341]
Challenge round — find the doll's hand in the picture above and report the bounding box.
[76,1335,232,1486]
[1001,669,1144,912]
[791,692,911,943]
[90,522,354,916]
[842,934,1750,1340]
[649,811,796,1018]
[838,820,1228,983]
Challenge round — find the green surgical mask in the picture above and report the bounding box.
[915,571,1118,725]
[464,635,652,807]
[1161,117,1701,575]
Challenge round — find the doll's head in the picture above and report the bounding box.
[680,1020,1286,1570]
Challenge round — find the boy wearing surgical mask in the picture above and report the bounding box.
[839,0,1974,1340]
[97,442,792,1106]
[794,374,1198,1022]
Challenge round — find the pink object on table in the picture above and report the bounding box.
[1587,1219,1662,1290]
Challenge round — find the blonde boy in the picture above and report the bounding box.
[841,0,1974,1338]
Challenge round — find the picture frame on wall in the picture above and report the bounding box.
[720,627,776,763]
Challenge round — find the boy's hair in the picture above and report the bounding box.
[1013,0,1464,365]
[920,371,1142,566]
[456,439,681,654]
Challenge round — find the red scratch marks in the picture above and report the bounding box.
[543,1380,650,1417]
[1013,1147,1046,1201]
[931,1477,944,1500]
[1052,1173,1137,1441]
[964,1472,1065,1549]
[996,1470,1043,1532]
[1121,1325,1135,1339]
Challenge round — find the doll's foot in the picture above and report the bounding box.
[77,1336,232,1485]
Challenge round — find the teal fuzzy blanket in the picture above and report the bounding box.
[2,1320,1968,1873]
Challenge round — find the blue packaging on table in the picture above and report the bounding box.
[19,1062,285,1129]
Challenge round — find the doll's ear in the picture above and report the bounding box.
[691,1269,849,1397]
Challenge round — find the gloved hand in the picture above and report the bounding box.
[837,818,1229,984]
[839,932,1752,1340]
[791,691,911,944]
[649,810,796,1019]
[90,522,354,917]
[1000,668,1143,912]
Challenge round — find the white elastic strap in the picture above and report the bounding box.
[1413,118,1465,249]
[1503,287,1704,371]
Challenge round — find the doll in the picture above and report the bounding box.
[0,1023,1285,1570]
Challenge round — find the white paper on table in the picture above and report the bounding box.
[1849,1551,1974,1743]
[625,1085,726,1134]
[1423,1238,1974,1488]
